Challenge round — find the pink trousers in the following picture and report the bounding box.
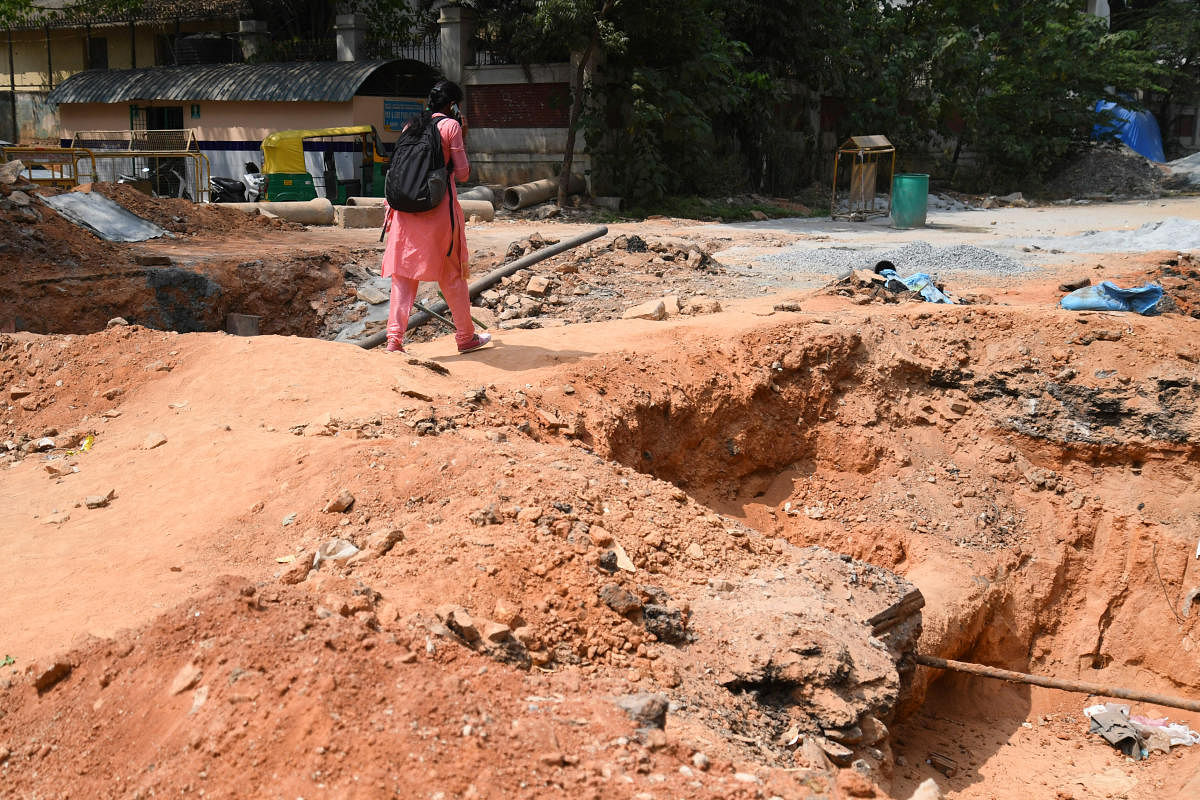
[386,273,476,349]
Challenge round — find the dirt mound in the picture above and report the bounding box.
[5,204,1200,800]
[1139,252,1200,318]
[0,179,125,273]
[1043,143,1164,200]
[0,181,349,336]
[85,182,304,235]
[2,322,941,798]
[0,576,713,799]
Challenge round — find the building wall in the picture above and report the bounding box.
[467,82,569,129]
[462,62,582,185]
[57,95,423,192]
[59,97,420,142]
[2,19,234,142]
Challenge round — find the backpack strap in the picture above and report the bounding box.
[432,113,456,258]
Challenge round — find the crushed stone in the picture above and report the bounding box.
[1167,150,1200,188]
[750,240,1034,278]
[1022,217,1200,254]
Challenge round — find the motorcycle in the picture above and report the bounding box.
[209,163,264,204]
[242,162,265,202]
[209,175,246,203]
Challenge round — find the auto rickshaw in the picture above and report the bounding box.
[259,125,390,204]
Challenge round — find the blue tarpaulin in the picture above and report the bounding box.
[877,267,955,304]
[1060,281,1163,315]
[1093,100,1165,163]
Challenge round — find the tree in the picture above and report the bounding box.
[722,0,889,190]
[851,0,1159,191]
[576,0,750,201]
[1113,0,1200,159]
[528,0,618,206]
[1,0,148,27]
[0,0,35,27]
[243,0,422,46]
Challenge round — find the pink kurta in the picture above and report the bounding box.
[381,114,470,281]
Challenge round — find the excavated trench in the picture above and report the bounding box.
[1,182,352,337]
[572,311,1200,781]
[6,252,347,337]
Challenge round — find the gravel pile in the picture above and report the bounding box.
[1166,151,1200,188]
[754,240,1033,278]
[1024,217,1200,253]
[1043,143,1162,199]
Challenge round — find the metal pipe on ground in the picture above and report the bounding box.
[915,654,1200,713]
[502,176,586,211]
[222,198,334,225]
[354,225,608,349]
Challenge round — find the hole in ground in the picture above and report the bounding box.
[573,317,1200,793]
[1,182,361,337]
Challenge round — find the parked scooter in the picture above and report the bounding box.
[210,163,264,204]
[242,162,265,202]
[209,175,246,203]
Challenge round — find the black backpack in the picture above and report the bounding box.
[385,115,448,212]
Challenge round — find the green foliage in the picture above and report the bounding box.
[1114,0,1200,158]
[841,0,1161,192]
[475,0,1173,197]
[0,0,35,25]
[1,0,147,26]
[577,0,750,202]
[461,0,570,64]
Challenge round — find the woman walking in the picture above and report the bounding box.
[382,80,491,354]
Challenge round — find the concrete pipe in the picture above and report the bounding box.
[458,186,495,205]
[502,176,586,210]
[460,199,495,221]
[223,198,335,225]
[346,196,493,220]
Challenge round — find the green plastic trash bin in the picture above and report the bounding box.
[891,173,929,229]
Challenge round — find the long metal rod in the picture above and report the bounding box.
[412,299,456,331]
[916,654,1200,713]
[355,225,608,349]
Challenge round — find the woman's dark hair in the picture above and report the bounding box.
[428,80,463,113]
[403,79,464,139]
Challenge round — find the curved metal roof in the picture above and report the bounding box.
[48,60,438,105]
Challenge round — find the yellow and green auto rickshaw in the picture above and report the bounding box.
[259,125,390,204]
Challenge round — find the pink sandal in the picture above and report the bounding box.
[386,337,404,352]
[457,333,492,353]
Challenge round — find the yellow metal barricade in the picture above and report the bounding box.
[0,146,98,191]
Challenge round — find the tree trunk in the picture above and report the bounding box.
[557,39,594,208]
[557,0,614,208]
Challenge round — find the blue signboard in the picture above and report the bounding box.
[384,100,424,132]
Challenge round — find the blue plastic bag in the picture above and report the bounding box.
[878,268,955,304]
[1060,281,1163,314]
